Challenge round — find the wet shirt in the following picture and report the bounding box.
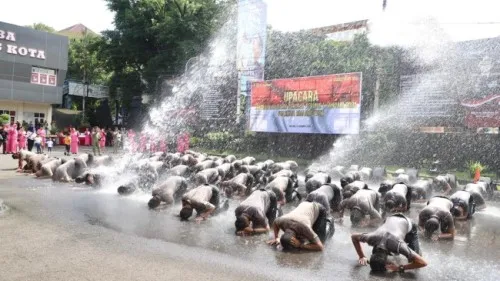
[310,185,334,201]
[306,185,334,210]
[168,165,189,176]
[196,168,219,184]
[306,172,330,192]
[360,215,417,261]
[384,184,408,207]
[465,183,486,196]
[266,176,290,200]
[183,184,214,211]
[274,202,321,243]
[340,189,381,220]
[231,173,250,186]
[419,196,454,232]
[235,190,273,228]
[450,190,471,209]
[434,174,456,191]
[342,180,366,197]
[153,176,185,204]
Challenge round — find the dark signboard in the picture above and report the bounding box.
[0,21,69,104]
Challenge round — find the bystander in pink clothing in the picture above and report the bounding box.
[99,129,106,148]
[7,124,18,153]
[176,132,189,153]
[70,128,79,154]
[159,139,167,153]
[84,128,91,146]
[18,128,27,150]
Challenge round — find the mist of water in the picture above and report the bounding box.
[309,4,498,170]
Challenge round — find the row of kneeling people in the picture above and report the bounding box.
[12,150,112,184]
[15,150,493,273]
[113,154,494,273]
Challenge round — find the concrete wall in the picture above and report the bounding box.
[0,99,52,127]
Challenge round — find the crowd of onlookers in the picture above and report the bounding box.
[0,121,191,157]
[0,121,49,155]
[0,117,196,158]
[0,121,126,156]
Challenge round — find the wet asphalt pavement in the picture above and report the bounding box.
[1,169,500,281]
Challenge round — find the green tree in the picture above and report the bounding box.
[25,23,56,33]
[99,0,228,111]
[67,32,109,84]
[0,114,10,125]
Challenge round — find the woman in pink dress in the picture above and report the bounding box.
[149,136,156,153]
[84,128,91,146]
[70,128,79,154]
[159,139,167,153]
[139,134,147,153]
[9,124,19,153]
[37,128,44,153]
[127,129,136,153]
[99,129,106,151]
[176,132,189,154]
[18,127,27,150]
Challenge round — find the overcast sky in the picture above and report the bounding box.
[1,0,499,41]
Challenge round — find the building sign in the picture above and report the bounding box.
[63,81,109,99]
[249,73,362,134]
[0,29,46,60]
[31,67,56,86]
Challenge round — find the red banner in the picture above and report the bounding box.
[461,94,500,128]
[251,73,361,107]
[48,75,56,86]
[31,73,39,83]
[39,74,47,84]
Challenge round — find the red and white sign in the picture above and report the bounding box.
[30,66,57,87]
[461,94,500,128]
[48,75,56,86]
[39,74,47,84]
[31,73,39,83]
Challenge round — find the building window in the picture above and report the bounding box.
[23,112,45,126]
[31,66,57,87]
[34,112,45,125]
[0,110,16,123]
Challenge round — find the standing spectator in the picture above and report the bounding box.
[26,128,36,152]
[0,125,7,154]
[18,127,27,150]
[37,127,46,153]
[112,127,121,154]
[27,121,34,133]
[34,134,42,154]
[106,128,113,147]
[139,133,147,153]
[70,128,79,155]
[159,138,167,153]
[46,138,54,155]
[7,123,18,153]
[99,128,106,152]
[177,132,189,154]
[84,128,91,146]
[127,129,137,152]
[92,127,101,156]
[149,135,157,153]
[63,134,71,156]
